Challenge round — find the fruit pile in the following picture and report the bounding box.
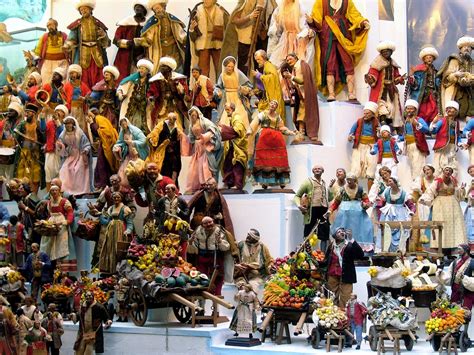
[0,237,9,246]
[41,284,73,299]
[155,267,209,288]
[313,298,348,329]
[82,284,108,304]
[127,242,148,258]
[412,285,436,291]
[368,266,378,277]
[263,274,317,308]
[0,266,24,284]
[292,250,321,270]
[163,218,189,232]
[425,299,467,334]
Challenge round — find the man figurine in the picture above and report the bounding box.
[306,0,370,101]
[189,216,231,296]
[14,103,45,194]
[370,125,401,178]
[33,18,68,85]
[234,228,273,289]
[283,53,321,144]
[222,0,278,76]
[134,162,175,223]
[44,105,68,191]
[63,0,111,89]
[23,243,52,301]
[406,45,441,124]
[41,303,64,355]
[137,0,186,74]
[146,112,183,186]
[400,99,430,179]
[221,103,248,191]
[17,71,42,105]
[437,36,474,120]
[0,85,21,112]
[294,164,330,250]
[365,41,405,129]
[186,0,229,78]
[430,100,461,176]
[63,64,91,134]
[348,102,380,190]
[71,291,112,355]
[346,294,367,350]
[252,49,285,118]
[148,56,188,132]
[89,65,121,128]
[113,1,149,82]
[462,117,474,166]
[42,67,68,112]
[188,177,234,233]
[188,66,214,120]
[320,228,364,308]
[117,58,153,132]
[18,51,40,92]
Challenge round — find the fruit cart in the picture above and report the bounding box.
[366,289,417,354]
[41,284,73,315]
[126,268,234,327]
[426,298,471,352]
[0,267,26,311]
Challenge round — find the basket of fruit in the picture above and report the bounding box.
[34,220,62,236]
[312,297,349,330]
[0,267,24,293]
[75,212,100,241]
[425,299,469,335]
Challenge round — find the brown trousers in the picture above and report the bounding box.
[198,48,220,78]
[327,275,353,309]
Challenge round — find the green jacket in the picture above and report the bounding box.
[294,177,328,225]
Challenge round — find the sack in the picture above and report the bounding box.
[76,212,100,241]
[462,275,474,292]
[211,25,224,41]
[82,330,96,344]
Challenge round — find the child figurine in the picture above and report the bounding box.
[115,277,130,322]
[5,215,26,267]
[229,283,260,338]
[25,320,50,355]
[370,125,401,177]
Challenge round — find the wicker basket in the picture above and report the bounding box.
[371,254,398,268]
[34,221,61,236]
[412,289,436,308]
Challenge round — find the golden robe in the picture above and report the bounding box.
[257,61,286,119]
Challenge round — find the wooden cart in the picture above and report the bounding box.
[367,324,416,354]
[127,279,234,328]
[428,328,471,353]
[259,306,312,345]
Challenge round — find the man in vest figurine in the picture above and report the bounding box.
[348,101,379,190]
[400,99,430,179]
[430,100,461,176]
[370,125,401,178]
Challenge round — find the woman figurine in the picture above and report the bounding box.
[325,174,374,252]
[25,321,49,355]
[368,166,391,251]
[186,106,223,193]
[57,116,93,196]
[379,177,416,252]
[214,56,253,128]
[409,164,435,249]
[248,100,295,189]
[419,166,467,251]
[229,283,260,338]
[17,308,33,355]
[40,185,75,271]
[98,192,134,274]
[464,165,474,246]
[113,117,149,187]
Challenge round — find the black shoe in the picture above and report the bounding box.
[234,332,239,337]
[356,345,361,350]
[345,344,352,348]
[249,333,253,339]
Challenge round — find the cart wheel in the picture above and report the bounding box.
[129,288,147,326]
[172,304,192,323]
[311,327,321,349]
[369,326,378,352]
[403,335,414,351]
[459,330,470,352]
[431,335,441,351]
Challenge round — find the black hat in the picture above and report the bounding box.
[25,102,40,114]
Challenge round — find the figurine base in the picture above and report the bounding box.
[225,337,262,347]
[291,137,323,146]
[347,98,360,105]
[219,188,249,194]
[253,188,295,194]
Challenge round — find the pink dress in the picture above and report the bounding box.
[59,132,91,195]
[186,124,213,193]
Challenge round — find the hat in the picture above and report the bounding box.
[68,64,82,76]
[148,0,167,9]
[7,102,23,116]
[64,116,76,124]
[25,103,40,114]
[376,41,396,53]
[445,100,459,111]
[28,72,42,86]
[457,36,474,49]
[404,99,419,110]
[136,59,154,73]
[247,229,260,241]
[53,67,67,79]
[363,101,379,114]
[459,243,470,254]
[54,104,69,116]
[159,56,177,71]
[380,125,391,134]
[75,0,96,10]
[133,0,148,10]
[418,45,439,60]
[103,65,120,80]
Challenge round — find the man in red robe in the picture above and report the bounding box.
[113,1,148,82]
